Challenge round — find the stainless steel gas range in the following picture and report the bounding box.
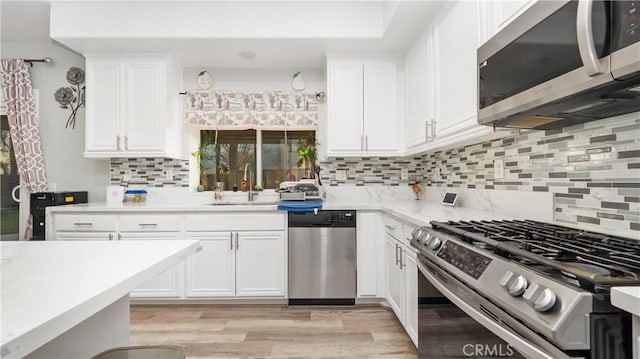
[410,219,640,359]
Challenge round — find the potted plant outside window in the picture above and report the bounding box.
[296,137,319,179]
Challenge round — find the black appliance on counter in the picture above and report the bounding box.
[30,191,88,240]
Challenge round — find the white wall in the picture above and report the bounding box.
[1,40,110,201]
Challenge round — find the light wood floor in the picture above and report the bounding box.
[130,304,417,359]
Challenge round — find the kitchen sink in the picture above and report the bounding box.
[205,201,279,206]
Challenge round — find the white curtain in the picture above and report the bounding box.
[1,59,48,240]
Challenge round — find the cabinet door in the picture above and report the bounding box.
[434,1,479,138]
[125,60,164,152]
[54,231,115,241]
[403,248,419,347]
[327,62,364,154]
[385,234,404,321]
[363,62,399,153]
[405,32,434,149]
[85,59,123,153]
[120,232,183,298]
[185,232,235,297]
[357,212,378,297]
[235,231,286,297]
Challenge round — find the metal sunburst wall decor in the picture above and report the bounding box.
[54,67,85,129]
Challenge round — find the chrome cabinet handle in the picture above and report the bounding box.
[116,135,121,151]
[577,0,604,76]
[360,134,364,151]
[125,135,129,151]
[365,135,368,151]
[426,119,434,141]
[395,243,400,265]
[235,232,239,251]
[73,222,93,226]
[138,223,158,227]
[230,232,234,250]
[108,233,113,241]
[400,249,406,269]
[432,119,436,138]
[425,120,429,141]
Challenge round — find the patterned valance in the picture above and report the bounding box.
[184,91,318,131]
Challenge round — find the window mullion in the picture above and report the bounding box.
[256,129,262,188]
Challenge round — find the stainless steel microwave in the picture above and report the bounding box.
[478,0,640,129]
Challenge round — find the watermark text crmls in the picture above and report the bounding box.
[462,343,516,357]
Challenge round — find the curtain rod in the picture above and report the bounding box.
[24,57,54,67]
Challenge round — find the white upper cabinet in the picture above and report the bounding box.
[326,55,403,157]
[84,55,182,159]
[327,61,364,154]
[405,27,434,150]
[480,0,537,44]
[403,1,512,156]
[433,0,480,139]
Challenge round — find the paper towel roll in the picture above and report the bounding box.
[106,186,124,203]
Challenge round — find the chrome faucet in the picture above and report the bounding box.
[243,163,255,202]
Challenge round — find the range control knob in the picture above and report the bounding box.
[523,283,556,312]
[422,233,432,245]
[428,236,442,250]
[499,271,528,296]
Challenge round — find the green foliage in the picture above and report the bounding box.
[296,136,318,167]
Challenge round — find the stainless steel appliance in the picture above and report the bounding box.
[410,220,639,359]
[288,210,356,305]
[478,0,640,129]
[30,191,88,241]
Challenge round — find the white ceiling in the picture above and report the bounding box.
[1,1,444,67]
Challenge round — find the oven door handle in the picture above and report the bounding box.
[417,262,566,359]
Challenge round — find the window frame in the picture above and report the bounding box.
[190,129,316,191]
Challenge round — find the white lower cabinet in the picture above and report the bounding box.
[235,231,286,297]
[54,231,115,241]
[385,233,405,319]
[403,247,419,346]
[184,231,286,299]
[185,232,235,297]
[357,212,382,298]
[120,231,183,298]
[384,218,419,348]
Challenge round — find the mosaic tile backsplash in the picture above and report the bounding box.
[318,113,639,234]
[110,158,189,187]
[109,113,639,234]
[421,112,640,234]
[319,157,423,186]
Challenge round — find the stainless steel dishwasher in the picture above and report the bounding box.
[288,210,356,305]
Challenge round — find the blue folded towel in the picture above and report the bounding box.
[277,201,323,212]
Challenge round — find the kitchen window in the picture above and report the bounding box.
[198,130,315,190]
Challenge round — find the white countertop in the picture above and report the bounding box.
[46,199,509,227]
[0,240,200,359]
[611,287,640,317]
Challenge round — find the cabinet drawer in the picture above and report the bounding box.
[119,214,181,232]
[54,214,117,231]
[186,213,285,231]
[383,216,402,240]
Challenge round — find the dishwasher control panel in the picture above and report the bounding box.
[288,210,356,228]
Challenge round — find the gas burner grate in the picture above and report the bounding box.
[430,219,640,288]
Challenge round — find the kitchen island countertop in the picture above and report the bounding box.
[1,240,200,359]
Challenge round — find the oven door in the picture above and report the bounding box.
[417,256,584,359]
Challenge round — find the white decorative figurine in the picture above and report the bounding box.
[197,70,213,90]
